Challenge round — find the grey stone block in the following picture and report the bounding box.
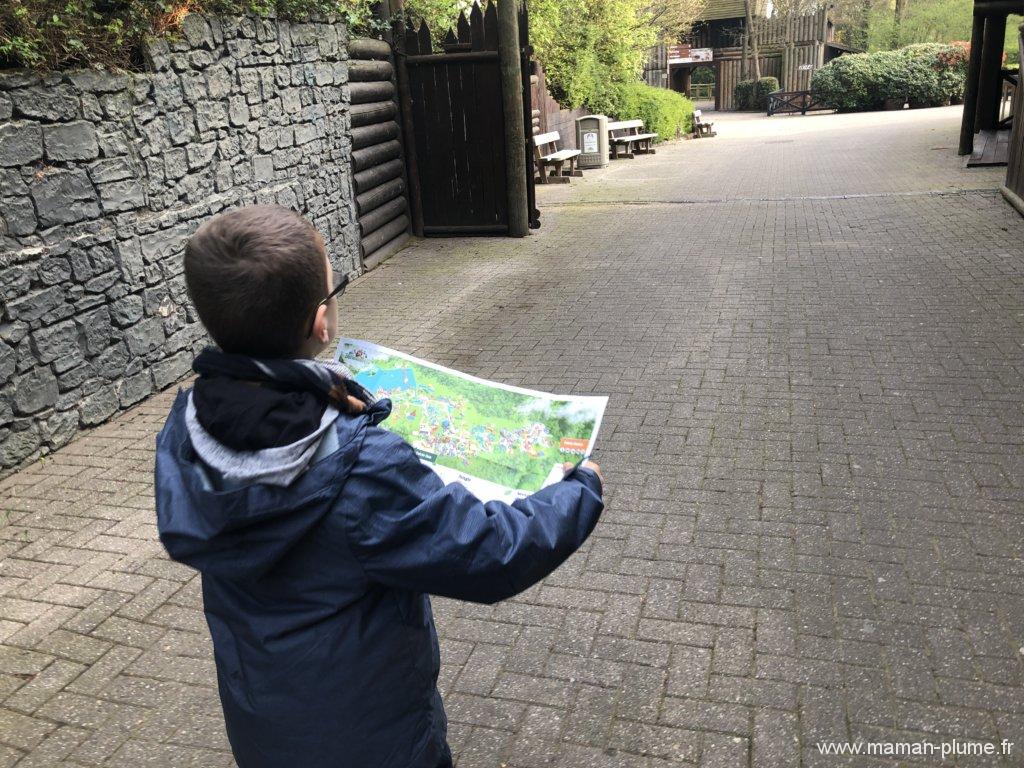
[152,350,193,389]
[9,85,80,121]
[42,121,99,161]
[94,341,129,379]
[0,121,43,167]
[0,197,37,237]
[30,320,84,370]
[77,306,112,357]
[13,367,58,415]
[0,422,41,467]
[0,340,15,382]
[56,361,96,392]
[228,96,249,126]
[115,238,145,285]
[195,102,229,131]
[6,286,66,323]
[0,168,27,196]
[88,157,134,184]
[0,321,28,345]
[42,409,77,449]
[30,168,100,226]
[180,14,214,49]
[0,394,11,427]
[67,70,129,93]
[165,107,198,146]
[125,316,166,356]
[78,384,117,425]
[119,370,153,406]
[110,294,144,327]
[0,93,11,120]
[36,256,72,286]
[97,129,132,158]
[98,179,146,212]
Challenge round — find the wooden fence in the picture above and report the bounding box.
[1003,33,1024,217]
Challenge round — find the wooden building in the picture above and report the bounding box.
[1002,24,1024,214]
[645,1,856,110]
[959,0,1023,168]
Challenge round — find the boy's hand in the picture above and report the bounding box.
[563,460,604,486]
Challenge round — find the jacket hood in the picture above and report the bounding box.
[155,388,392,580]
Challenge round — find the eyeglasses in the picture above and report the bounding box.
[306,270,349,339]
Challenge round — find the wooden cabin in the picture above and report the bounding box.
[645,0,856,110]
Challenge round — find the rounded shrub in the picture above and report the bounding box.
[590,81,694,141]
[812,42,970,112]
[734,76,780,111]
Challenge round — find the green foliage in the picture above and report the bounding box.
[811,42,969,112]
[407,0,661,113]
[733,76,779,111]
[588,81,693,140]
[0,0,379,70]
[862,0,1020,64]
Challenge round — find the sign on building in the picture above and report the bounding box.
[667,45,713,64]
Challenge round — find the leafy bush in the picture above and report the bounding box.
[1,0,378,70]
[811,42,969,112]
[589,80,693,140]
[734,76,779,111]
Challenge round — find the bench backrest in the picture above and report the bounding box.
[607,119,644,137]
[533,131,560,156]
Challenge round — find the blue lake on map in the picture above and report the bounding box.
[354,367,417,394]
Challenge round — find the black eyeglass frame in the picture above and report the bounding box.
[305,272,349,339]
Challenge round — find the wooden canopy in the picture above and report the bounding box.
[959,0,1024,155]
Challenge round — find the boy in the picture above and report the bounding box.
[154,205,605,768]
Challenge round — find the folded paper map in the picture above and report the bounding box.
[336,339,608,503]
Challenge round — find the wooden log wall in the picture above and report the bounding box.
[715,41,821,108]
[348,37,411,269]
[1003,31,1024,215]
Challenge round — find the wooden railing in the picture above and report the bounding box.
[767,89,831,116]
[689,83,713,101]
[999,69,1017,129]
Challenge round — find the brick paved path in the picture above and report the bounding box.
[2,108,1023,767]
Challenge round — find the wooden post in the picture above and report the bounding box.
[497,0,529,237]
[392,0,425,235]
[960,11,987,155]
[977,12,1008,131]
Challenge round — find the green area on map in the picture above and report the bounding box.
[338,340,600,493]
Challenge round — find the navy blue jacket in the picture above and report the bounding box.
[154,390,604,768]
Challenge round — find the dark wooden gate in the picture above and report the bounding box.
[401,1,537,235]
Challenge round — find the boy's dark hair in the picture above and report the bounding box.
[184,205,328,358]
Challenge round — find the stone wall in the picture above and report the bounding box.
[0,14,359,477]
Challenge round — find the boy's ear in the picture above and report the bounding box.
[313,305,330,344]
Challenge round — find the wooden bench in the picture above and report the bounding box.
[533,131,582,184]
[607,119,658,159]
[692,109,716,138]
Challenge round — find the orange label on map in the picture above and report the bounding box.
[559,438,589,453]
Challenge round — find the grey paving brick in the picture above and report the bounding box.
[1,107,1023,766]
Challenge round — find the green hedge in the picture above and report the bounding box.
[811,42,969,113]
[589,81,694,141]
[1,0,379,70]
[734,77,779,111]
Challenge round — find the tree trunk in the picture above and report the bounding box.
[745,0,761,79]
[893,0,907,48]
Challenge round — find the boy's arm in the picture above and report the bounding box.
[339,429,604,604]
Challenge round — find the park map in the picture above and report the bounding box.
[336,339,607,503]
